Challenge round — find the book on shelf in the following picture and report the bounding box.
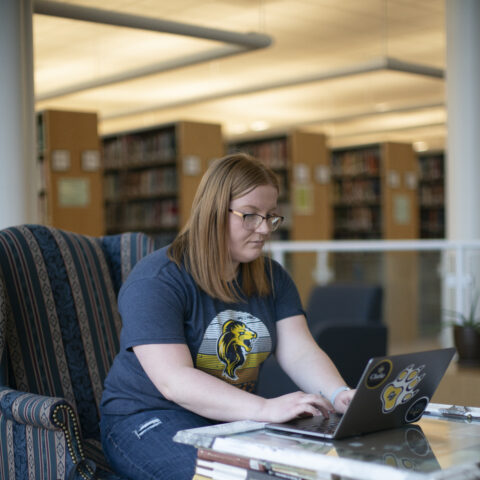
[418,154,443,181]
[229,138,288,170]
[103,128,176,169]
[331,147,380,177]
[419,183,444,207]
[333,178,380,205]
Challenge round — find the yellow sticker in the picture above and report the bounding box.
[365,359,393,389]
[381,364,426,414]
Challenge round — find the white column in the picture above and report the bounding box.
[0,0,37,229]
[445,0,480,241]
[444,0,480,327]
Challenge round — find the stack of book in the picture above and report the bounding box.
[193,445,319,480]
[193,447,270,479]
[180,421,325,480]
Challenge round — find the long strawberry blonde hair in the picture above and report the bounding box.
[168,153,280,303]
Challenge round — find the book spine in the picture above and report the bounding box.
[196,459,247,479]
[193,474,213,480]
[197,450,313,480]
[197,448,267,472]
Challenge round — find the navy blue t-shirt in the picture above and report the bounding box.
[100,246,304,416]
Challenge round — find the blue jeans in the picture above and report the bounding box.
[100,409,215,480]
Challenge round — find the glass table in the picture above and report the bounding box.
[175,404,480,479]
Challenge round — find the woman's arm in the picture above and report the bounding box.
[274,314,355,413]
[133,343,333,423]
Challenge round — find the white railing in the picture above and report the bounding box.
[268,239,480,318]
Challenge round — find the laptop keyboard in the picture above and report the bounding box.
[296,414,342,435]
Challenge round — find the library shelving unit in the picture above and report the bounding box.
[228,130,332,301]
[36,109,105,236]
[102,121,223,243]
[331,143,419,240]
[331,142,419,344]
[417,152,445,239]
[331,145,381,240]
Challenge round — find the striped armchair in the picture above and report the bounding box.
[0,225,161,479]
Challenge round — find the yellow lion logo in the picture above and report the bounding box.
[217,320,257,380]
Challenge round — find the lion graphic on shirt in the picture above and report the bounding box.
[217,320,257,380]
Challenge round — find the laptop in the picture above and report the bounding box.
[266,348,455,440]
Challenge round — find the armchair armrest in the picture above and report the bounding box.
[1,386,70,429]
[0,386,97,479]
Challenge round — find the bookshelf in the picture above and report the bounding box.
[36,109,105,236]
[331,145,381,239]
[418,152,445,239]
[331,142,419,240]
[102,121,223,242]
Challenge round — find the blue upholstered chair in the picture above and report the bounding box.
[0,225,160,480]
[305,283,383,326]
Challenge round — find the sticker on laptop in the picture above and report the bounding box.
[405,396,429,423]
[381,364,426,414]
[365,359,393,389]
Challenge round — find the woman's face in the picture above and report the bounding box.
[228,184,279,269]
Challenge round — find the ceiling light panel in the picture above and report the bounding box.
[34,17,216,94]
[34,0,447,149]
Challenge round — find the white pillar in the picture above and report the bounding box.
[445,0,480,240]
[0,0,37,229]
[444,0,480,329]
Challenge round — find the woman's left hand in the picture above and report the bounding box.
[334,388,356,414]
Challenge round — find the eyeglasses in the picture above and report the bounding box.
[229,209,285,232]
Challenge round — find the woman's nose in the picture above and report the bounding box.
[255,218,271,234]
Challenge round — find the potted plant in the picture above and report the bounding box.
[445,292,480,366]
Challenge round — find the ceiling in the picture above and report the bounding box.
[33,0,446,151]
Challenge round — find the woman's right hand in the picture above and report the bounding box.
[258,391,333,423]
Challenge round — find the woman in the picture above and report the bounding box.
[100,153,355,480]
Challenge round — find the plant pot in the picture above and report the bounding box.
[453,325,480,366]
